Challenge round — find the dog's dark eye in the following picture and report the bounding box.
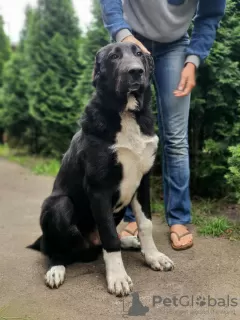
[110,54,119,60]
[136,52,143,57]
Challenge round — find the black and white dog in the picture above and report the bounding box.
[28,42,174,296]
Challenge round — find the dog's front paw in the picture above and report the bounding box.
[143,251,174,271]
[107,272,133,297]
[103,250,133,296]
[45,266,66,289]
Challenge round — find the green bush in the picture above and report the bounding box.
[188,0,240,198]
[225,145,240,202]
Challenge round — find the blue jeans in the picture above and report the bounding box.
[123,33,191,226]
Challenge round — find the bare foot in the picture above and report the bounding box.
[170,224,193,250]
[120,222,138,238]
[120,221,140,250]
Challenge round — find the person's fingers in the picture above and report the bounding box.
[136,40,150,54]
[174,65,196,97]
[121,35,150,54]
[173,76,187,97]
[177,73,187,91]
[174,80,195,97]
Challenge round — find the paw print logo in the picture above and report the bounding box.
[196,296,206,307]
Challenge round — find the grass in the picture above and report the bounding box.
[198,217,231,237]
[31,159,60,176]
[152,197,240,240]
[152,201,164,214]
[191,199,240,239]
[0,144,60,177]
[1,144,239,240]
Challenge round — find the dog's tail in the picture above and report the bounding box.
[26,236,42,251]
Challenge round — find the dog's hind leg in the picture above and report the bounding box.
[40,195,82,289]
[45,258,66,289]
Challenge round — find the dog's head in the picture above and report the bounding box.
[92,42,154,95]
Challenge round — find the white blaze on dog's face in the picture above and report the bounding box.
[92,42,154,95]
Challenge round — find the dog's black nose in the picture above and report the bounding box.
[128,67,144,77]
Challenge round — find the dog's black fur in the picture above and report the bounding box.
[28,42,157,289]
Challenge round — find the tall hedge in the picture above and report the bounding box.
[25,0,83,156]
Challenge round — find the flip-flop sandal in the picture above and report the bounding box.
[170,231,193,251]
[121,227,138,237]
[119,227,140,250]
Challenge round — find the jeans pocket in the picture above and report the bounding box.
[168,0,185,5]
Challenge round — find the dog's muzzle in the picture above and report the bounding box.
[126,64,144,91]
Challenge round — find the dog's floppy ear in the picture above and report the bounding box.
[144,53,154,77]
[92,51,101,87]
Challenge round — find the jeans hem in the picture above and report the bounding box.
[123,217,136,223]
[167,217,192,227]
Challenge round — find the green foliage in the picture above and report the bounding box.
[1,53,30,144]
[225,145,240,202]
[189,0,240,197]
[76,0,109,110]
[0,15,11,86]
[0,7,39,152]
[0,15,11,143]
[25,0,83,156]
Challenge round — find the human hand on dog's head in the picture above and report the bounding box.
[121,35,150,55]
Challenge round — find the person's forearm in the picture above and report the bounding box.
[186,0,226,67]
[99,0,132,41]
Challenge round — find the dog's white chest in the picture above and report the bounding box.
[112,111,159,212]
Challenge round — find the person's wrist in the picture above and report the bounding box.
[115,29,132,42]
[121,35,135,43]
[185,62,196,70]
[185,55,200,69]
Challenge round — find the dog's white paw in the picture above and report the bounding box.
[103,250,133,296]
[143,251,174,271]
[120,236,141,250]
[45,266,66,288]
[107,272,133,296]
